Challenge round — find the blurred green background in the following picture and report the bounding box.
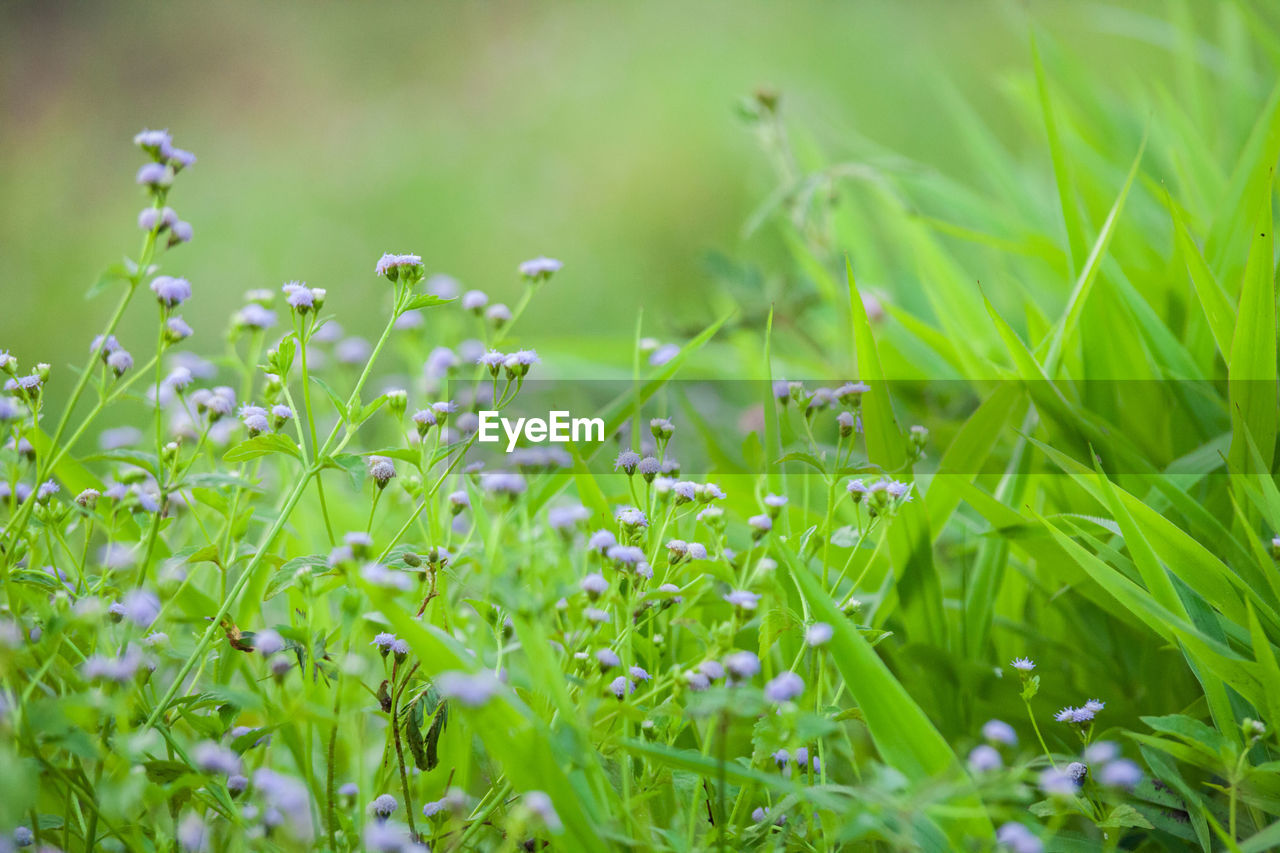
[0,0,1269,378]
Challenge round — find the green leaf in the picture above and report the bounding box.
[223,434,303,464]
[846,260,945,647]
[402,293,453,312]
[773,543,991,843]
[1227,194,1277,475]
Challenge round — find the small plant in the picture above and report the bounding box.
[2,7,1280,852]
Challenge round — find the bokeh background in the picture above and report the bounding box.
[0,0,1265,382]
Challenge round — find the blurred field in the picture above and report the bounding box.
[0,1,1270,378]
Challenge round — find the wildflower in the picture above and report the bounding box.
[584,607,610,624]
[339,783,359,798]
[171,219,194,243]
[549,504,590,531]
[723,589,760,611]
[282,281,316,311]
[75,488,100,509]
[523,790,562,832]
[361,563,412,591]
[1010,657,1035,673]
[177,814,206,851]
[1055,706,1096,725]
[253,768,311,835]
[805,622,833,647]
[36,479,60,504]
[698,660,725,681]
[485,303,512,326]
[519,256,563,281]
[629,665,650,682]
[165,316,193,342]
[983,719,1018,746]
[375,252,425,283]
[636,456,661,481]
[150,276,192,307]
[724,650,761,681]
[764,671,804,703]
[609,676,633,698]
[596,648,620,670]
[1082,698,1105,714]
[672,481,698,504]
[616,506,647,529]
[254,628,284,656]
[588,530,617,552]
[835,381,871,405]
[391,639,411,662]
[1065,761,1088,784]
[240,405,270,436]
[166,366,194,391]
[367,456,396,488]
[82,648,146,683]
[1098,759,1142,789]
[700,483,726,501]
[749,514,772,538]
[504,349,539,377]
[685,670,711,691]
[228,774,249,794]
[194,741,242,775]
[649,343,680,366]
[106,349,134,376]
[120,589,160,628]
[686,542,708,560]
[606,545,646,567]
[968,744,1002,772]
[772,749,790,770]
[447,490,470,515]
[235,303,277,330]
[436,670,500,707]
[613,450,642,475]
[751,806,784,825]
[371,633,396,656]
[336,337,372,364]
[836,410,858,437]
[461,290,489,312]
[134,127,172,152]
[480,470,526,497]
[580,573,608,599]
[136,162,172,187]
[369,793,399,821]
[996,822,1043,853]
[1038,767,1078,797]
[650,417,675,440]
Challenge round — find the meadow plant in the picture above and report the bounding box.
[4,10,1280,853]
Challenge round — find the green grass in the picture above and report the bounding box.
[1,2,1279,851]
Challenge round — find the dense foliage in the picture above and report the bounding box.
[3,9,1280,853]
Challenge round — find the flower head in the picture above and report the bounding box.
[518,256,563,281]
[150,276,192,307]
[763,671,805,703]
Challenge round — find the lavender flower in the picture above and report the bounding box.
[194,741,242,775]
[375,253,425,282]
[968,745,1002,772]
[518,256,563,280]
[461,290,489,312]
[436,670,500,707]
[580,573,608,598]
[120,589,160,628]
[150,276,192,307]
[596,648,620,670]
[136,162,172,187]
[805,622,833,647]
[254,628,284,657]
[608,676,633,698]
[367,455,397,488]
[763,671,804,703]
[982,719,1018,746]
[1010,657,1036,673]
[996,822,1043,853]
[723,589,760,611]
[370,794,399,820]
[523,790,562,832]
[724,650,760,681]
[236,303,277,330]
[614,450,641,474]
[1098,759,1142,789]
[165,316,193,341]
[629,666,650,682]
[106,349,134,376]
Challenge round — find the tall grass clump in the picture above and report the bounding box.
[2,5,1280,852]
